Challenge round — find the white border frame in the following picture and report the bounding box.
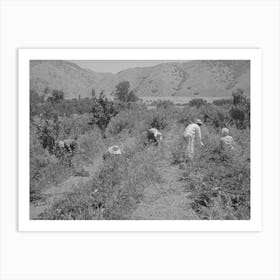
[18,48,262,232]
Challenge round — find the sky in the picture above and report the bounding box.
[70,60,180,74]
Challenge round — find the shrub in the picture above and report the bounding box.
[178,126,250,220]
[213,98,233,106]
[229,88,250,129]
[106,106,148,137]
[39,143,162,220]
[147,109,169,130]
[90,91,118,134]
[198,104,229,128]
[58,114,92,139]
[186,156,250,220]
[155,100,175,110]
[188,98,207,108]
[113,81,139,103]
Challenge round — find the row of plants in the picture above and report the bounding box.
[39,143,162,220]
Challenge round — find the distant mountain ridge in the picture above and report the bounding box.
[30,60,250,99]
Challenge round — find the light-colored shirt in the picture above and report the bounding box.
[63,139,76,146]
[184,123,202,142]
[148,128,163,141]
[220,136,234,150]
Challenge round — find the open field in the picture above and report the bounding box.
[30,85,250,220]
[142,95,232,105]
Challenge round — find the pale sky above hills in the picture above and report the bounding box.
[70,60,183,74]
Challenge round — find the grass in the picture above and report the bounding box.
[172,126,250,220]
[39,141,162,220]
[30,99,250,220]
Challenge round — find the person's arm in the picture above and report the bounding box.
[231,137,235,150]
[197,127,204,146]
[219,139,223,151]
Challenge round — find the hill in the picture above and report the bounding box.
[30,60,113,99]
[30,60,250,99]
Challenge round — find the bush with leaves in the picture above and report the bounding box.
[188,98,208,108]
[155,99,175,110]
[90,91,118,134]
[147,109,169,130]
[106,105,148,136]
[39,143,162,220]
[212,98,233,107]
[114,81,139,103]
[30,124,73,202]
[175,126,250,220]
[229,88,250,129]
[47,89,64,105]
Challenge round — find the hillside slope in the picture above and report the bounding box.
[30,60,113,99]
[30,60,250,99]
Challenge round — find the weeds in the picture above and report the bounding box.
[31,86,251,220]
[39,142,162,220]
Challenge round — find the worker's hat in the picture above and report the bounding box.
[195,119,203,125]
[58,140,65,148]
[108,145,122,155]
[221,128,229,136]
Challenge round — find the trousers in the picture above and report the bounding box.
[185,134,195,159]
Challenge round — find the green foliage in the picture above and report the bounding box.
[114,81,139,103]
[188,98,207,108]
[186,155,250,220]
[155,99,175,110]
[75,129,105,164]
[30,123,73,202]
[40,144,162,220]
[30,85,251,221]
[106,110,134,136]
[199,104,229,128]
[90,91,118,133]
[30,91,45,119]
[229,88,250,129]
[147,110,169,130]
[106,105,170,137]
[171,124,250,220]
[212,98,233,106]
[47,89,64,105]
[58,114,92,139]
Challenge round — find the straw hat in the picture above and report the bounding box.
[221,128,229,136]
[108,145,121,155]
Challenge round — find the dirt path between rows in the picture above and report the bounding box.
[130,129,199,220]
[30,136,137,219]
[30,130,198,220]
[30,155,104,219]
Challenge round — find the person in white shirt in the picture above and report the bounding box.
[183,119,204,160]
[147,128,163,146]
[58,138,78,153]
[220,128,235,151]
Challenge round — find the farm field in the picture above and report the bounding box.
[30,83,250,220]
[143,96,232,105]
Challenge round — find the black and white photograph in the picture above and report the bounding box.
[0,0,280,280]
[3,1,280,279]
[29,58,251,221]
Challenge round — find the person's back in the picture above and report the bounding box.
[183,119,204,162]
[63,139,78,152]
[220,128,234,151]
[147,128,163,143]
[184,123,201,139]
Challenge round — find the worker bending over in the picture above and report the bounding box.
[183,119,204,160]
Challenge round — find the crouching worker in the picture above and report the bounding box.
[146,128,163,146]
[183,119,204,170]
[103,145,121,160]
[220,128,235,152]
[58,138,78,154]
